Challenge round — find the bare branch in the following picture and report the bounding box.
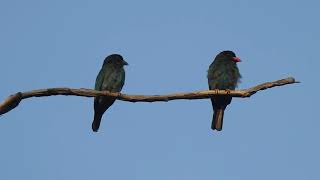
[0,77,299,115]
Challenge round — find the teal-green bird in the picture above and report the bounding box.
[207,51,241,131]
[92,54,128,132]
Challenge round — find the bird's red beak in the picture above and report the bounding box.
[232,57,241,62]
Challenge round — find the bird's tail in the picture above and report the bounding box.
[92,113,103,132]
[212,108,224,131]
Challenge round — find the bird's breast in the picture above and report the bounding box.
[101,68,125,92]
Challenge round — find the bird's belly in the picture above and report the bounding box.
[209,74,237,90]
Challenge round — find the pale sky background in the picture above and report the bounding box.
[0,0,319,179]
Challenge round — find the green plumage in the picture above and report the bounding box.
[207,51,241,131]
[92,54,127,132]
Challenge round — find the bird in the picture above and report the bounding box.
[92,54,128,132]
[207,51,241,131]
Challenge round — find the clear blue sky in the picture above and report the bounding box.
[0,0,319,179]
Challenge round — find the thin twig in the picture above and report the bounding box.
[0,77,299,115]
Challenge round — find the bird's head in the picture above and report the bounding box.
[216,51,241,63]
[103,54,128,67]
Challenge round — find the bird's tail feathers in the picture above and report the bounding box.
[92,113,103,132]
[212,108,224,131]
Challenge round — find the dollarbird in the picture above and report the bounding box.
[207,51,241,131]
[92,54,128,132]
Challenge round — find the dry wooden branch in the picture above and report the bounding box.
[0,77,299,116]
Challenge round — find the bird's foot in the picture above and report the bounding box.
[225,89,231,95]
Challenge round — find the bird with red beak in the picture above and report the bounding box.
[207,51,241,131]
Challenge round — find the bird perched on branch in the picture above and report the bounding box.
[92,54,128,132]
[207,51,241,131]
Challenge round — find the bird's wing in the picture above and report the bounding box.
[94,67,115,108]
[95,68,105,90]
[95,67,114,90]
[208,69,224,89]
